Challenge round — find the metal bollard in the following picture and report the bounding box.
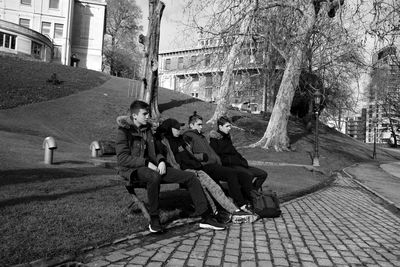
[43,136,57,164]
[90,141,101,158]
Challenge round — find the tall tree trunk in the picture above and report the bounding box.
[139,0,165,118]
[207,7,254,125]
[251,1,316,151]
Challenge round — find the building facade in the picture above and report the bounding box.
[158,38,268,112]
[366,45,400,145]
[0,0,106,71]
[345,108,366,142]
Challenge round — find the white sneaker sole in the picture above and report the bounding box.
[199,223,225,230]
[149,225,161,233]
[232,214,259,224]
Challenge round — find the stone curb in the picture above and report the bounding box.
[342,164,400,216]
[16,161,334,267]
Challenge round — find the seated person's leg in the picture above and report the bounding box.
[206,165,248,208]
[162,167,208,217]
[134,167,162,216]
[247,166,268,190]
[232,165,267,190]
[195,170,237,214]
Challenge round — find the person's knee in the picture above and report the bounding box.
[147,172,162,185]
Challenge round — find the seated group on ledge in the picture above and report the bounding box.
[115,100,268,233]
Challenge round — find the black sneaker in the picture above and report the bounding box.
[215,210,232,224]
[149,216,164,233]
[199,217,226,230]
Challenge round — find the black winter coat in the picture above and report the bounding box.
[209,130,248,168]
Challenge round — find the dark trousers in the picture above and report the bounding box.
[202,164,253,207]
[232,165,268,189]
[133,167,208,217]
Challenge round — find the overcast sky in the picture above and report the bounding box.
[137,0,196,52]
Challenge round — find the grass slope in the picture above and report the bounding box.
[0,53,109,109]
[1,56,400,265]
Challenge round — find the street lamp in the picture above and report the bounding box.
[372,118,377,159]
[313,90,322,167]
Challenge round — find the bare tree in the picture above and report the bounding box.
[104,0,142,78]
[185,0,346,151]
[138,0,165,118]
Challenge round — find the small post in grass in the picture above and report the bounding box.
[313,90,322,167]
[43,136,57,164]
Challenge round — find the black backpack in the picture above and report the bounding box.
[250,189,282,218]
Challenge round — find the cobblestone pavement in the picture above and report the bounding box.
[81,175,400,267]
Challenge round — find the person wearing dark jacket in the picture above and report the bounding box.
[209,116,268,190]
[116,101,225,233]
[182,112,255,213]
[156,118,258,223]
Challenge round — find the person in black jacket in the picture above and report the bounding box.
[209,116,268,191]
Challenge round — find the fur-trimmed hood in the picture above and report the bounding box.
[116,115,152,130]
[116,115,132,129]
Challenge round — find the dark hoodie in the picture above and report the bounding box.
[209,129,248,168]
[115,116,164,180]
[183,129,221,166]
[156,120,202,170]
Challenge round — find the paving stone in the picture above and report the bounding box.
[129,256,149,265]
[240,253,255,261]
[186,259,204,266]
[273,257,289,266]
[145,262,162,267]
[205,257,221,266]
[151,252,169,262]
[105,252,128,262]
[165,258,186,267]
[85,260,109,267]
[241,261,257,267]
[224,254,239,263]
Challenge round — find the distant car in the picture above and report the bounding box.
[231,102,260,114]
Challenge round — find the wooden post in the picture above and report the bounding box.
[139,0,165,119]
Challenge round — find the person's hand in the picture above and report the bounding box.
[148,162,158,171]
[158,161,166,175]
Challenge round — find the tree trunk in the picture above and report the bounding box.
[139,0,165,118]
[207,7,254,125]
[251,1,316,151]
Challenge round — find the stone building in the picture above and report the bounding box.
[366,45,400,145]
[158,38,268,112]
[0,0,106,71]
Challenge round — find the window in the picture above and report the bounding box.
[53,45,62,61]
[19,18,30,28]
[54,23,63,38]
[205,87,212,99]
[191,55,197,65]
[21,0,31,5]
[165,58,171,70]
[178,57,184,69]
[205,76,213,86]
[0,32,16,49]
[41,22,51,37]
[205,54,210,66]
[31,42,42,58]
[49,0,59,9]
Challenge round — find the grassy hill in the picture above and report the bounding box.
[1,55,400,265]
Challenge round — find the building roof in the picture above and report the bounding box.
[76,0,107,6]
